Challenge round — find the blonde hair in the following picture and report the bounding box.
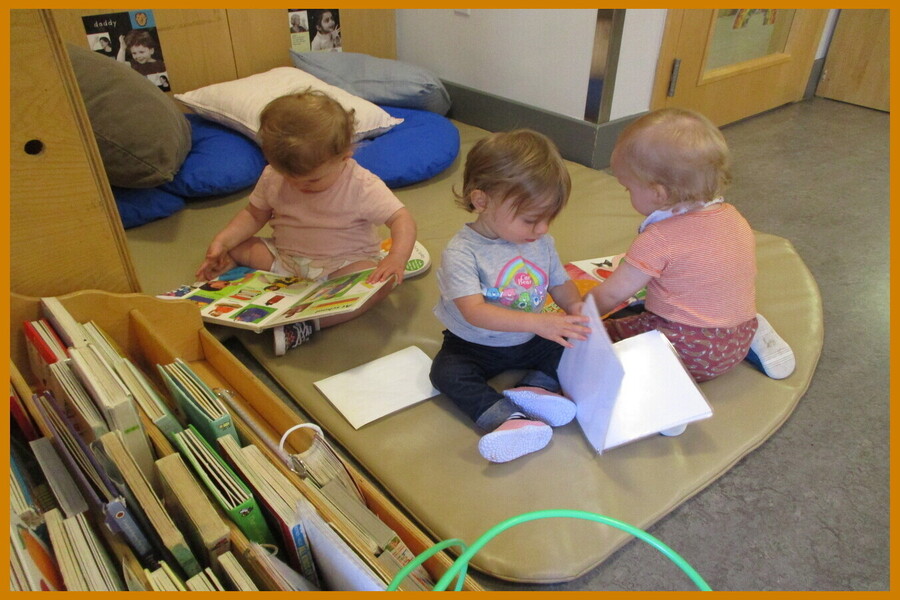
[613,108,731,207]
[455,129,571,219]
[258,90,355,176]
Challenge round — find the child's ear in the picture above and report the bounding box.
[652,184,669,206]
[470,190,489,213]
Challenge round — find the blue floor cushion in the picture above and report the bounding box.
[354,106,460,188]
[160,114,267,198]
[113,186,186,229]
[117,107,457,227]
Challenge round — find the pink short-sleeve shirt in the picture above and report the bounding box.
[624,203,757,328]
[249,159,404,261]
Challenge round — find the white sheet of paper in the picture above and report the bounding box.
[313,346,439,429]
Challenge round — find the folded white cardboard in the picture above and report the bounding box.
[558,295,712,453]
[314,346,439,429]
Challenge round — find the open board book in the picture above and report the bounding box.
[157,240,431,333]
[544,254,647,317]
[157,267,388,332]
[558,295,713,453]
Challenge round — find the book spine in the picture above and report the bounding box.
[23,321,57,390]
[10,385,39,441]
[169,542,202,579]
[289,522,320,587]
[103,498,158,567]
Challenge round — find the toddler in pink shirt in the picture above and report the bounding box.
[197,90,416,355]
[584,108,795,401]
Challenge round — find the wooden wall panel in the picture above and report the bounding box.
[227,9,397,79]
[226,9,295,79]
[339,9,397,59]
[10,9,140,296]
[52,8,395,92]
[149,10,238,92]
[51,8,237,94]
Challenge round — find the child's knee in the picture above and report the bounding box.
[429,353,453,390]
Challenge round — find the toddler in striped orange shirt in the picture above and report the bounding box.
[583,108,794,396]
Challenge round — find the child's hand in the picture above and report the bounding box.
[367,254,406,285]
[196,241,236,281]
[535,313,591,348]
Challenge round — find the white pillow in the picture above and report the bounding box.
[174,67,403,143]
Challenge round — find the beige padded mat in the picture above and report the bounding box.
[129,121,824,583]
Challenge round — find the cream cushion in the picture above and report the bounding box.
[174,67,403,143]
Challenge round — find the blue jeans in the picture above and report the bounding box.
[429,330,564,431]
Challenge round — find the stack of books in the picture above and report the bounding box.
[9,296,442,591]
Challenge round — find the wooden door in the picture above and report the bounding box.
[10,9,141,297]
[652,9,829,126]
[815,9,889,112]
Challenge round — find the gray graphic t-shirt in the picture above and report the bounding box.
[434,224,569,347]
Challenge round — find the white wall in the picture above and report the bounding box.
[396,9,597,120]
[396,9,837,123]
[608,9,667,121]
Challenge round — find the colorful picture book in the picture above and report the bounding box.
[565,253,647,314]
[542,254,647,317]
[157,268,386,332]
[157,240,431,333]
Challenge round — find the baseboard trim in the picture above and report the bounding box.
[443,80,641,171]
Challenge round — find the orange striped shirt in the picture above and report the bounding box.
[624,203,756,328]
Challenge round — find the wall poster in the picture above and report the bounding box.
[289,8,342,53]
[82,10,171,92]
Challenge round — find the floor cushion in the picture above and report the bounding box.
[290,50,452,115]
[234,232,822,583]
[125,119,824,583]
[113,186,186,229]
[354,106,460,188]
[174,67,402,143]
[68,44,191,189]
[160,115,266,198]
[119,115,266,228]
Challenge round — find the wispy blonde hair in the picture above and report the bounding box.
[258,90,355,176]
[455,129,571,219]
[613,108,731,207]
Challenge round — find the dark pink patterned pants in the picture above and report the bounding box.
[604,312,758,382]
